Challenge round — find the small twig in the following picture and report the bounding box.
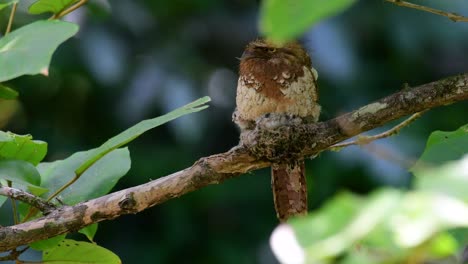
[0,186,57,214]
[6,181,19,225]
[22,173,78,222]
[330,111,425,149]
[51,0,88,19]
[5,2,18,35]
[385,0,468,22]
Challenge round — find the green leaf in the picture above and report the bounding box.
[74,96,210,176]
[412,124,468,169]
[272,190,401,262]
[390,191,468,248]
[0,84,18,99]
[260,0,357,43]
[30,234,66,250]
[79,223,98,241]
[0,196,6,208]
[29,0,79,14]
[0,20,79,82]
[0,159,40,186]
[0,159,47,195]
[0,131,47,165]
[35,97,208,206]
[415,155,468,202]
[427,232,458,258]
[413,124,468,202]
[0,1,17,11]
[43,239,121,264]
[38,148,130,205]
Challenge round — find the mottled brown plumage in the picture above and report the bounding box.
[234,39,321,222]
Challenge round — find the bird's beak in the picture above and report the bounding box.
[241,50,255,60]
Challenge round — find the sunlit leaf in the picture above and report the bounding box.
[43,239,121,264]
[0,84,18,99]
[415,155,468,202]
[427,232,458,258]
[260,0,357,43]
[0,20,79,82]
[390,191,468,248]
[29,0,79,14]
[0,131,47,165]
[271,190,401,263]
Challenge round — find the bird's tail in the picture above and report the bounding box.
[271,160,307,222]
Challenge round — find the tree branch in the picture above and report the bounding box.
[0,186,56,214]
[0,73,467,252]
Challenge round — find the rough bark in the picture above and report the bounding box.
[0,73,467,252]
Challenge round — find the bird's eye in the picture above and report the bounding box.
[267,48,276,53]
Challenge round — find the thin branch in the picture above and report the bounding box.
[0,73,467,252]
[329,111,425,149]
[385,0,468,22]
[5,2,18,35]
[0,186,57,214]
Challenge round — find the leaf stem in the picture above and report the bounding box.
[5,2,18,35]
[46,173,80,202]
[52,0,88,19]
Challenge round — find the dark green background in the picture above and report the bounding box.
[1,0,467,263]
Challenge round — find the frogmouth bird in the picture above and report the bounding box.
[233,39,321,222]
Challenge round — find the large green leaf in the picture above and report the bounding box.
[38,148,130,205]
[260,0,357,43]
[29,0,79,14]
[0,159,40,186]
[30,234,66,250]
[0,131,47,165]
[43,239,121,264]
[35,97,208,205]
[0,84,18,99]
[0,20,79,82]
[74,96,210,176]
[412,124,468,169]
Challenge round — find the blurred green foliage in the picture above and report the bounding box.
[0,0,467,263]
